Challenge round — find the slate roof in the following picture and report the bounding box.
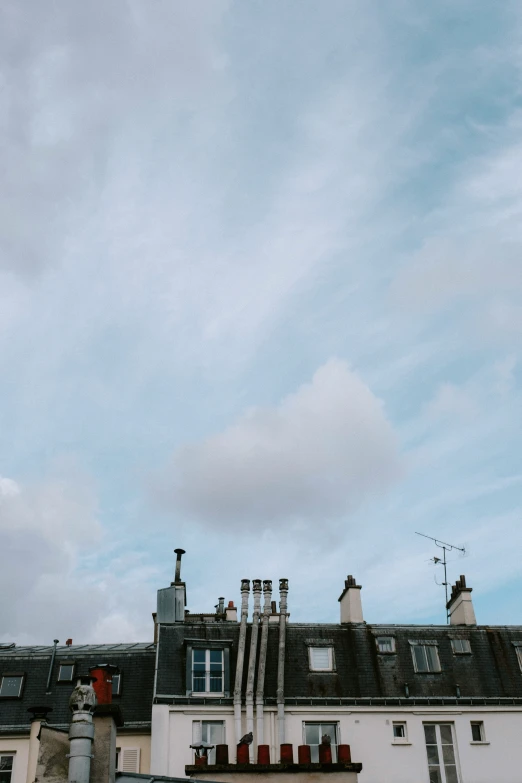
[0,643,156,734]
[155,621,522,705]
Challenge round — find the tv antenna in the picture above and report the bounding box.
[415,532,466,623]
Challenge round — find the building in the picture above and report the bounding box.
[2,549,522,783]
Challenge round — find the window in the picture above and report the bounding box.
[192,649,224,694]
[515,646,522,671]
[376,637,396,653]
[392,722,407,741]
[115,748,120,771]
[411,643,441,673]
[58,664,75,682]
[112,673,121,696]
[192,720,225,764]
[0,754,14,783]
[303,723,339,762]
[309,647,334,671]
[424,724,459,783]
[471,722,485,742]
[0,676,23,698]
[120,748,140,773]
[451,639,471,655]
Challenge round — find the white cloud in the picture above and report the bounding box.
[424,382,480,421]
[157,359,401,529]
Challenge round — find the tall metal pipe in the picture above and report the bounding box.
[233,579,250,747]
[45,639,59,694]
[255,580,273,747]
[68,676,97,783]
[245,580,262,760]
[276,579,288,745]
[174,548,185,583]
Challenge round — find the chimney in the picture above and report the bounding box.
[338,575,364,624]
[156,549,187,623]
[216,597,225,615]
[225,600,237,622]
[447,575,476,626]
[66,639,73,647]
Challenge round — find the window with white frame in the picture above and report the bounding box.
[112,673,121,696]
[411,642,441,673]
[451,639,471,655]
[471,721,485,742]
[309,647,334,671]
[424,724,459,783]
[392,722,407,741]
[376,637,396,653]
[192,720,225,764]
[0,754,14,783]
[303,722,339,762]
[514,646,522,671]
[192,649,224,694]
[58,664,75,682]
[0,676,24,698]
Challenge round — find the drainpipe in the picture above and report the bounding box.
[276,579,288,746]
[245,580,262,761]
[233,579,250,747]
[45,640,59,694]
[68,676,97,783]
[255,580,272,748]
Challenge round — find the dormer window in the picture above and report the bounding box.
[192,649,224,694]
[451,639,471,655]
[376,637,396,653]
[410,641,441,673]
[58,664,75,682]
[309,647,334,672]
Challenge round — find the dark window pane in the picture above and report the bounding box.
[193,676,206,692]
[445,765,459,783]
[440,725,453,745]
[59,665,74,681]
[393,724,405,738]
[193,650,205,663]
[0,772,13,783]
[426,745,440,765]
[442,744,455,765]
[112,674,120,695]
[414,646,427,672]
[305,725,320,745]
[424,725,437,744]
[209,676,222,693]
[0,758,13,771]
[0,677,22,697]
[210,650,222,664]
[426,646,440,672]
[471,723,482,742]
[428,769,442,783]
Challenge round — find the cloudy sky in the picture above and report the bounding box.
[1,1,521,644]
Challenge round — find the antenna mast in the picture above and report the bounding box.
[415,532,466,623]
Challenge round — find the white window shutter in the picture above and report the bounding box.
[121,748,140,773]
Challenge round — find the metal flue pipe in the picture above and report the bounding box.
[255,580,273,747]
[174,548,185,583]
[245,580,262,760]
[233,580,250,747]
[276,579,289,745]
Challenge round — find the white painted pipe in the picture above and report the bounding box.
[246,580,262,760]
[276,579,288,747]
[255,580,273,748]
[233,580,250,748]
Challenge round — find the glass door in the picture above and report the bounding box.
[424,724,459,783]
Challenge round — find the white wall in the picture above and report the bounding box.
[0,737,30,783]
[152,704,522,783]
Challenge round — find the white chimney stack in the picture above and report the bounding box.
[447,575,476,626]
[338,574,363,624]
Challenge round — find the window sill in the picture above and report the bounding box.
[309,669,336,674]
[470,741,490,745]
[391,742,412,746]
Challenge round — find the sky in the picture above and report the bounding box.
[1,0,521,644]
